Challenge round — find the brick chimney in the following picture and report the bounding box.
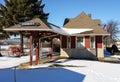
[88,14,91,18]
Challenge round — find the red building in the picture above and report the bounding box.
[4,12,109,65]
[60,12,109,59]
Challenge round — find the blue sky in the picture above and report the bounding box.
[1,0,120,26]
[43,0,120,26]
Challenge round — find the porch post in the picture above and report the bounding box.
[19,31,24,55]
[50,37,53,59]
[30,35,33,65]
[35,41,39,65]
[35,31,40,65]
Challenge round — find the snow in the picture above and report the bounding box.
[50,24,93,35]
[62,28,93,35]
[29,59,120,82]
[0,55,35,69]
[1,55,120,82]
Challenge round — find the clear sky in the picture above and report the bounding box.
[43,0,120,26]
[1,0,120,26]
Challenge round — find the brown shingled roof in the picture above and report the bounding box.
[63,12,109,35]
[4,18,51,31]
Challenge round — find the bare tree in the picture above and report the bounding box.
[106,20,120,42]
[102,20,120,47]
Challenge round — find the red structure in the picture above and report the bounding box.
[4,12,110,65]
[4,18,62,65]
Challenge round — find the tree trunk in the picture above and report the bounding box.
[0,45,2,56]
[20,33,24,55]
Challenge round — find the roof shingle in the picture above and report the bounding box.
[4,18,51,31]
[63,12,109,35]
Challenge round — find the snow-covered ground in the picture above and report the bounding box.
[0,55,120,82]
[0,55,35,69]
[28,59,120,82]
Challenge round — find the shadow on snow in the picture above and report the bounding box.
[0,67,85,82]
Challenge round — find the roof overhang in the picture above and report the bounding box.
[4,23,94,36]
[71,33,110,36]
[4,28,51,31]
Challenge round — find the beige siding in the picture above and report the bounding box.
[60,48,97,59]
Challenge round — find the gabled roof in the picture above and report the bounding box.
[63,12,109,35]
[4,18,51,31]
[4,18,93,36]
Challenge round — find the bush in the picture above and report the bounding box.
[106,44,120,55]
[114,51,120,55]
[111,44,119,55]
[111,44,118,51]
[106,47,112,54]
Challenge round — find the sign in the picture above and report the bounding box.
[19,22,40,26]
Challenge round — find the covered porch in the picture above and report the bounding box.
[4,18,93,65]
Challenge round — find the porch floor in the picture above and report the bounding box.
[19,55,68,69]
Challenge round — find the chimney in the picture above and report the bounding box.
[88,14,91,18]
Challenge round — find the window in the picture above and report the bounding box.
[90,37,95,48]
[76,37,84,48]
[67,36,71,48]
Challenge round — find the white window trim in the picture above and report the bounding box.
[76,36,85,48]
[67,36,71,48]
[90,36,95,49]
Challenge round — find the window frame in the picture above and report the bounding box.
[90,36,95,48]
[76,36,84,48]
[67,36,71,48]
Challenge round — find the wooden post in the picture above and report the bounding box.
[49,47,52,59]
[33,32,40,65]
[19,32,24,55]
[35,42,39,65]
[30,35,33,65]
[50,38,53,59]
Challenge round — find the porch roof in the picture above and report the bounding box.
[4,18,51,31]
[4,18,93,36]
